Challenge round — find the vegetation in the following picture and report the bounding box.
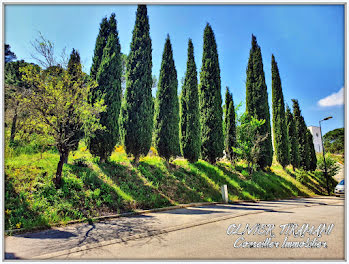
[292,99,309,170]
[20,51,105,187]
[234,113,268,175]
[179,39,201,163]
[327,152,344,165]
[199,23,224,164]
[307,130,317,171]
[285,105,300,170]
[88,14,122,162]
[4,6,339,233]
[154,35,180,161]
[224,87,236,161]
[317,153,340,193]
[5,138,323,231]
[245,35,273,169]
[5,60,35,143]
[323,128,344,155]
[271,55,289,168]
[90,16,110,80]
[119,5,153,164]
[5,44,17,63]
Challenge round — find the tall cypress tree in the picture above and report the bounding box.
[89,27,122,162]
[68,48,82,81]
[199,23,224,164]
[292,99,309,170]
[245,35,273,169]
[154,35,180,161]
[67,49,84,154]
[271,55,289,168]
[90,16,110,80]
[285,105,299,170]
[307,129,317,171]
[120,5,153,164]
[224,87,236,161]
[179,39,200,163]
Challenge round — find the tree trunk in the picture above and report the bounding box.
[133,155,140,166]
[63,153,69,164]
[248,162,253,175]
[10,106,18,144]
[55,151,68,188]
[164,157,170,169]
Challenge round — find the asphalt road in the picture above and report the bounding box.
[5,196,344,260]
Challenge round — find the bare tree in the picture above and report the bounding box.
[30,32,68,69]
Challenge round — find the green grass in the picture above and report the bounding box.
[5,141,328,231]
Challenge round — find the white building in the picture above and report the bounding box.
[307,126,323,153]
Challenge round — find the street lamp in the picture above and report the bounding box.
[319,116,333,195]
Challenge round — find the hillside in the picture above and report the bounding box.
[5,141,332,232]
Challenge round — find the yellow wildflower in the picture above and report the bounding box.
[115,145,124,152]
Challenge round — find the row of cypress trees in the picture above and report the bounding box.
[271,54,317,171]
[288,100,317,171]
[87,5,222,164]
[86,5,317,171]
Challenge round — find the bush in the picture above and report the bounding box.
[317,154,340,178]
[296,169,308,184]
[241,169,250,178]
[316,155,340,193]
[72,157,88,167]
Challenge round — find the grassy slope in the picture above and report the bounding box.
[326,153,345,165]
[5,143,328,231]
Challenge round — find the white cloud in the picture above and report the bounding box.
[318,87,344,107]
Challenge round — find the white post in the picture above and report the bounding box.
[221,184,228,203]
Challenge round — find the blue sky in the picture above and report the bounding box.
[5,4,344,134]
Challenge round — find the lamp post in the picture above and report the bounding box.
[319,116,333,195]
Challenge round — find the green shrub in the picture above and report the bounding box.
[317,154,340,178]
[241,169,250,178]
[73,157,88,167]
[296,169,308,184]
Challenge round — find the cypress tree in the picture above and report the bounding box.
[90,16,110,80]
[153,35,180,161]
[285,105,299,170]
[120,5,153,164]
[271,55,289,168]
[224,87,236,161]
[67,49,82,80]
[88,27,122,162]
[179,39,201,163]
[292,99,309,170]
[307,129,317,171]
[245,35,273,169]
[199,23,224,164]
[67,49,84,154]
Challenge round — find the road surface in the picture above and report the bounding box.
[5,196,344,260]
